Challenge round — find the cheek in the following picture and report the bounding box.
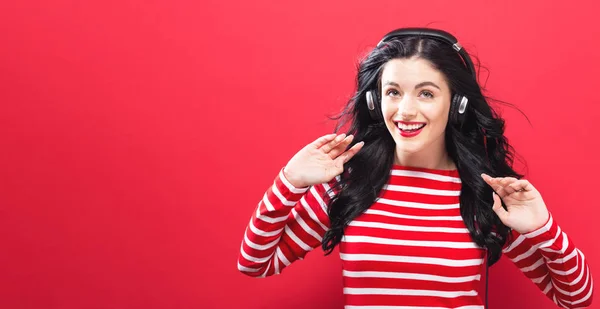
[380,101,394,118]
[423,103,450,124]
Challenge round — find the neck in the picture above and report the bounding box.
[394,140,455,171]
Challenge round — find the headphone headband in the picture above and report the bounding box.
[376,27,476,78]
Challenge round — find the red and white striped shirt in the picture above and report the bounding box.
[238,165,594,308]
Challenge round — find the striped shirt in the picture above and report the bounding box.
[238,165,594,309]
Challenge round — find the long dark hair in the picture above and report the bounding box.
[322,35,524,266]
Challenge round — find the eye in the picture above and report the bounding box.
[386,89,400,97]
[420,90,434,99]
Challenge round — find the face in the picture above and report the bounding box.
[380,57,452,158]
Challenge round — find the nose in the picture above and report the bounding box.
[398,96,418,120]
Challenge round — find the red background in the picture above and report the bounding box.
[1,1,598,308]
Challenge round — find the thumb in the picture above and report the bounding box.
[492,192,509,222]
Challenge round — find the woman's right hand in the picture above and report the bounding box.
[282,133,364,188]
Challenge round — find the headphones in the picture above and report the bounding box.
[365,27,476,127]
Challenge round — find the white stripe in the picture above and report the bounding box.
[244,232,280,250]
[344,305,484,309]
[377,198,459,210]
[570,279,593,305]
[553,264,591,298]
[343,270,480,283]
[340,253,483,267]
[272,185,296,207]
[342,235,478,249]
[383,184,461,196]
[541,230,568,254]
[240,246,273,263]
[524,215,553,238]
[276,247,290,266]
[548,247,578,265]
[520,258,544,273]
[365,209,463,221]
[510,245,538,263]
[322,182,336,198]
[552,294,560,306]
[262,194,275,211]
[542,281,553,294]
[291,208,323,242]
[237,262,261,273]
[279,169,309,194]
[259,260,271,278]
[284,226,312,251]
[502,235,525,254]
[348,220,468,233]
[344,287,477,298]
[390,169,462,183]
[531,273,548,284]
[255,207,288,223]
[249,219,283,237]
[309,186,328,214]
[537,226,562,250]
[273,252,281,274]
[300,198,329,231]
[555,250,587,286]
[548,262,579,276]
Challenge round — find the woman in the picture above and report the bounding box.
[237,27,594,309]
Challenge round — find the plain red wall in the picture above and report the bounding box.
[1,1,598,308]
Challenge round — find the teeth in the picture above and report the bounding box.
[398,123,425,131]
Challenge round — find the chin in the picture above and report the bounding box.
[394,140,427,154]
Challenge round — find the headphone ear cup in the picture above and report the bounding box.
[450,94,469,127]
[366,90,381,121]
[450,94,460,124]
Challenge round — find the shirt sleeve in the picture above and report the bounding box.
[502,213,594,308]
[237,168,339,277]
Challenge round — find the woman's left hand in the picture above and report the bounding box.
[481,173,550,234]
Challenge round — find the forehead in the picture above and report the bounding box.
[381,57,448,87]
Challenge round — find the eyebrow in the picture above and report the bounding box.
[383,81,441,90]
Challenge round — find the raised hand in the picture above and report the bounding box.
[481,173,550,234]
[283,133,364,188]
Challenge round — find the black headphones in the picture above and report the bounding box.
[365,27,476,127]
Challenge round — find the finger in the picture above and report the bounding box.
[507,179,534,193]
[328,135,354,159]
[481,174,518,186]
[319,134,347,153]
[311,133,337,149]
[482,174,505,196]
[481,173,502,190]
[482,174,518,198]
[335,141,364,165]
[495,177,520,196]
[498,177,519,187]
[491,192,509,223]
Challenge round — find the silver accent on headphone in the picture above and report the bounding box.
[452,42,462,52]
[458,96,468,114]
[366,91,375,110]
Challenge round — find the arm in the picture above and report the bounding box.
[503,213,593,308]
[237,168,338,277]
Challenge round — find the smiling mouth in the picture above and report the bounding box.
[396,122,426,132]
